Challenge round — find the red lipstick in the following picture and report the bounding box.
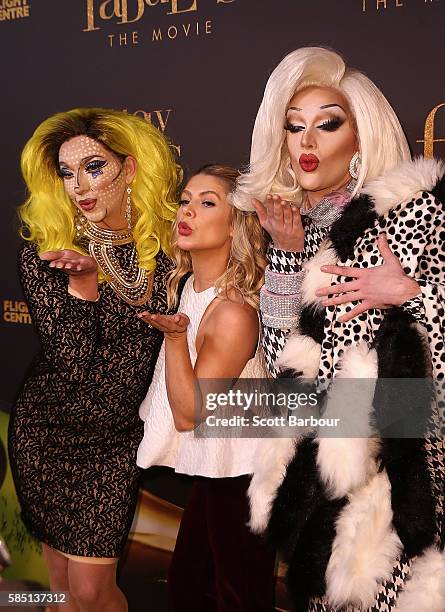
[299,154,319,172]
[78,199,97,211]
[178,221,192,236]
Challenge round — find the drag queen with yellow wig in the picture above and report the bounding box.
[8,108,180,611]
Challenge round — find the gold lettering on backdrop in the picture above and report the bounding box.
[129,109,172,132]
[84,0,235,32]
[166,0,197,15]
[416,103,445,158]
[152,18,212,41]
[119,0,144,24]
[99,0,122,20]
[84,0,99,31]
[123,109,181,156]
[0,0,30,21]
[3,300,32,325]
[108,30,139,45]
[362,0,431,11]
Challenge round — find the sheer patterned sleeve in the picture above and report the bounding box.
[18,242,100,376]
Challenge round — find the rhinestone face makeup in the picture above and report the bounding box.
[58,135,127,228]
[60,136,152,305]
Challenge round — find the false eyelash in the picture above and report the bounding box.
[319,117,344,131]
[284,121,303,133]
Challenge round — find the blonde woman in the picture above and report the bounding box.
[8,108,180,611]
[137,165,276,612]
[232,47,445,611]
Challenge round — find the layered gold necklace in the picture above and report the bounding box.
[82,221,154,306]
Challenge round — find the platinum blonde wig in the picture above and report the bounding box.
[232,47,411,211]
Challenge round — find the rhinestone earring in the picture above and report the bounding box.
[126,186,132,231]
[349,152,361,180]
[74,208,88,240]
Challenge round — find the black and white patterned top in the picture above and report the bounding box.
[262,203,424,377]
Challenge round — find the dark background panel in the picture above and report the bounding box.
[1,0,444,429]
[1,0,444,434]
[1,1,444,609]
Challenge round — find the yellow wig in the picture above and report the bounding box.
[19,107,180,275]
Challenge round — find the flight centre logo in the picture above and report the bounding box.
[83,0,236,48]
[3,300,31,324]
[0,0,30,22]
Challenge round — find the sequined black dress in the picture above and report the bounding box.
[8,241,173,557]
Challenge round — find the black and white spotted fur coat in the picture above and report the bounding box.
[250,158,445,611]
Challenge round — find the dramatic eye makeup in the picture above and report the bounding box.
[284,115,345,133]
[58,166,74,178]
[85,159,107,173]
[318,116,345,131]
[284,121,304,133]
[57,157,108,179]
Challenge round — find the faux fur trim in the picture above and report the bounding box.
[247,437,297,533]
[325,471,403,609]
[300,243,337,307]
[316,343,380,500]
[394,547,445,611]
[362,157,445,217]
[276,333,321,379]
[374,308,436,557]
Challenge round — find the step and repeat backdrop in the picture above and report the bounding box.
[1,1,444,610]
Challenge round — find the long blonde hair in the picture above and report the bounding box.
[167,164,267,309]
[19,107,180,276]
[232,47,411,211]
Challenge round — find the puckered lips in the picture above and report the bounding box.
[299,154,319,172]
[178,221,192,236]
[78,198,97,211]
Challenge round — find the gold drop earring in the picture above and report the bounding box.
[126,186,132,231]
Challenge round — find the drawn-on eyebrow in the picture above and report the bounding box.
[320,103,346,112]
[287,103,346,113]
[59,155,104,167]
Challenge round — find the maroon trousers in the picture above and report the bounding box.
[168,475,276,612]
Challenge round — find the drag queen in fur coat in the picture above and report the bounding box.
[232,47,445,611]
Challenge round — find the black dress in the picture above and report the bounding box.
[8,241,173,558]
